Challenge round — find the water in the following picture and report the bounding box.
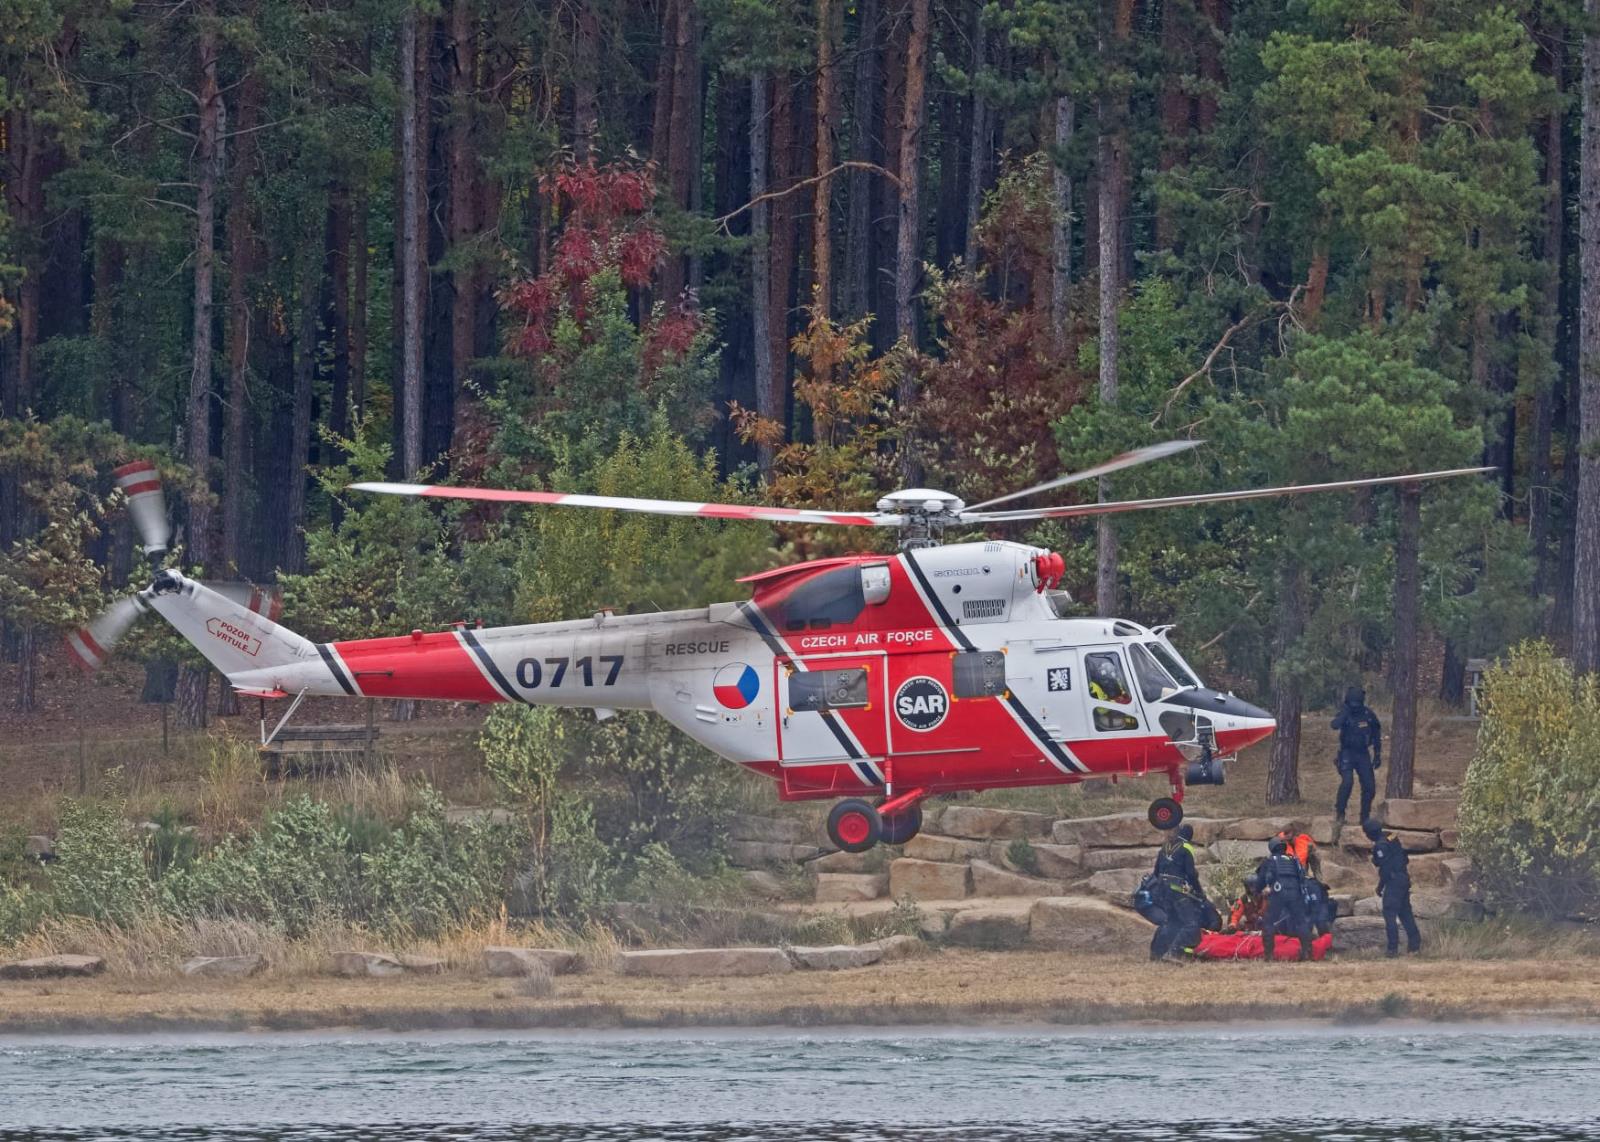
[1,1025,1596,1141]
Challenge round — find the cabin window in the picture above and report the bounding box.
[1094,706,1141,732]
[1128,643,1179,703]
[789,667,870,711]
[777,567,868,632]
[1084,652,1133,706]
[952,650,1008,698]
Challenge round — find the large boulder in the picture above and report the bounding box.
[1330,916,1395,955]
[1308,816,1341,846]
[1209,839,1268,864]
[730,815,811,845]
[1052,814,1160,848]
[1331,894,1356,918]
[0,954,105,980]
[1404,853,1456,889]
[484,947,579,977]
[1083,846,1162,873]
[937,806,1054,840]
[1440,856,1479,896]
[1220,817,1302,842]
[1029,843,1087,881]
[786,944,883,971]
[903,835,992,863]
[1180,818,1229,845]
[331,951,404,978]
[1315,859,1366,891]
[889,858,972,900]
[970,859,1068,898]
[1374,799,1459,833]
[813,849,881,874]
[1439,828,1461,851]
[180,954,266,979]
[1028,896,1152,953]
[1084,867,1146,907]
[815,873,888,903]
[942,906,1031,950]
[727,840,822,867]
[620,948,792,978]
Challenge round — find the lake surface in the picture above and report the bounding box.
[1,1024,1597,1140]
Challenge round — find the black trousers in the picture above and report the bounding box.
[1262,898,1312,961]
[1382,879,1422,954]
[1335,752,1376,821]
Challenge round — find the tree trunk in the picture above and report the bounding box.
[750,71,776,475]
[1266,561,1305,804]
[1051,96,1074,354]
[1387,485,1422,798]
[222,69,260,576]
[1534,34,1566,602]
[812,0,839,315]
[894,0,929,350]
[767,72,798,441]
[447,0,478,455]
[399,2,425,475]
[351,38,373,420]
[187,3,224,574]
[1575,0,1600,674]
[842,0,880,322]
[284,247,318,574]
[1095,0,1132,619]
[176,665,209,729]
[963,4,988,269]
[658,0,698,302]
[14,626,36,713]
[571,0,600,157]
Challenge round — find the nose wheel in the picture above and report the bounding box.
[827,799,883,853]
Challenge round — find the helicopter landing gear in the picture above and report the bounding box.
[879,804,923,846]
[1149,769,1185,830]
[827,799,882,853]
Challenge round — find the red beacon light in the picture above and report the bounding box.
[1031,550,1066,592]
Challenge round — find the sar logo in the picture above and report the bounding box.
[894,675,949,732]
[713,663,761,709]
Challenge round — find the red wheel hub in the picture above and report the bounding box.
[836,810,871,846]
[1154,805,1174,826]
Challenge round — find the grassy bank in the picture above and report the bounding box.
[2,950,1597,1035]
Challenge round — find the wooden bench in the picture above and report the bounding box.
[260,723,380,778]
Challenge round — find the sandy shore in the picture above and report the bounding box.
[1,951,1596,1035]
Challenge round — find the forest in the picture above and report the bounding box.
[3,0,1599,808]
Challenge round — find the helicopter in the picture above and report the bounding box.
[70,445,1487,853]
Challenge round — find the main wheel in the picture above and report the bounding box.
[827,799,883,853]
[1148,796,1184,830]
[879,804,923,846]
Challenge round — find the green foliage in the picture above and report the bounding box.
[46,798,153,926]
[1459,643,1600,921]
[1005,837,1041,877]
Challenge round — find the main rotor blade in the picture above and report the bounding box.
[113,460,172,556]
[964,439,1204,512]
[65,595,148,673]
[349,482,903,528]
[961,467,1496,523]
[205,581,284,622]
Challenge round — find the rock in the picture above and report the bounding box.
[1052,813,1160,848]
[902,834,992,863]
[867,934,926,962]
[1084,867,1146,907]
[1029,843,1087,881]
[729,815,810,845]
[1342,828,1442,855]
[813,849,881,873]
[23,835,54,861]
[787,944,884,971]
[1209,839,1269,864]
[1028,896,1153,953]
[1315,860,1364,891]
[620,948,792,977]
[0,954,104,980]
[1439,828,1460,850]
[727,840,822,867]
[1220,817,1301,841]
[1180,818,1229,845]
[1309,816,1340,846]
[741,870,789,899]
[889,858,972,900]
[396,954,446,974]
[1411,891,1484,921]
[1374,798,1459,833]
[443,806,518,827]
[180,954,266,978]
[484,947,578,977]
[970,859,1068,898]
[943,906,1031,950]
[937,806,1054,840]
[1404,853,1456,889]
[1331,894,1356,918]
[1083,846,1162,873]
[1440,857,1478,894]
[331,951,404,978]
[1331,916,1394,955]
[814,872,888,903]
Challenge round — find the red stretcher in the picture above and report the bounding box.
[1193,931,1335,961]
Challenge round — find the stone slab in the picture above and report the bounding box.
[620,947,792,978]
[889,858,972,900]
[727,840,822,867]
[1374,799,1459,833]
[813,849,882,874]
[786,944,884,971]
[0,954,104,980]
[1219,817,1302,842]
[741,870,788,899]
[867,934,926,962]
[180,954,265,978]
[1082,846,1162,873]
[1084,867,1146,907]
[1341,828,1442,855]
[1439,828,1460,850]
[1027,896,1152,953]
[902,835,992,863]
[331,951,404,978]
[484,947,578,977]
[1051,814,1161,848]
[970,859,1068,898]
[814,872,888,903]
[1028,843,1087,880]
[396,954,446,974]
[729,815,811,845]
[1179,818,1229,845]
[937,806,1054,840]
[1209,839,1269,864]
[942,906,1031,950]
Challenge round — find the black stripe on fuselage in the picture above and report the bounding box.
[740,600,868,767]
[317,644,357,696]
[459,628,529,704]
[901,550,976,652]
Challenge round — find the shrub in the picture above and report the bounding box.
[1006,837,1041,876]
[1458,642,1600,921]
[47,798,153,925]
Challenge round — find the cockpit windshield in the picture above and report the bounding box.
[1128,643,1180,703]
[1147,640,1199,689]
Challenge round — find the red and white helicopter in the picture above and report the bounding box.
[73,446,1485,853]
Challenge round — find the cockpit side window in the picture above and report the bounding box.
[776,567,867,632]
[1084,652,1133,706]
[1148,641,1198,689]
[1128,643,1178,703]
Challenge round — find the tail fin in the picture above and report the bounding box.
[142,571,315,677]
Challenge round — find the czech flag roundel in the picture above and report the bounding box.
[713,663,760,709]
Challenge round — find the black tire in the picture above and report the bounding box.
[1148,797,1184,830]
[879,804,923,846]
[827,799,883,853]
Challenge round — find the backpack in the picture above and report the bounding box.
[1339,711,1373,752]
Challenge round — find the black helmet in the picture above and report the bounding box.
[1362,818,1384,840]
[1243,873,1261,893]
[1267,836,1288,855]
[1345,686,1366,707]
[1177,824,1194,842]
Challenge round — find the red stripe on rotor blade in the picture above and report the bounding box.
[119,480,163,497]
[64,633,101,671]
[330,632,507,703]
[76,627,107,662]
[113,461,158,480]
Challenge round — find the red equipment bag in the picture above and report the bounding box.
[1192,931,1334,961]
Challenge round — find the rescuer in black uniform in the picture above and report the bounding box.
[1134,873,1213,961]
[1257,836,1314,961]
[1330,686,1383,825]
[1153,823,1204,897]
[1364,817,1423,956]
